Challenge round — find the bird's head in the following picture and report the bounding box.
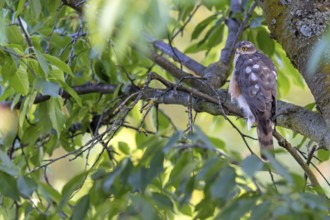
[235,41,257,55]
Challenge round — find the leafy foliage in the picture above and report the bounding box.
[0,0,328,219]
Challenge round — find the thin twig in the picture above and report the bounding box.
[304,145,317,181]
[273,130,326,196]
[268,169,278,193]
[171,4,202,40]
[17,16,33,54]
[226,117,255,155]
[296,148,330,186]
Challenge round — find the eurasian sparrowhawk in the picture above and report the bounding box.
[229,40,277,159]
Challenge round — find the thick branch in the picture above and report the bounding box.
[148,50,219,97]
[153,40,206,74]
[14,81,330,151]
[141,87,330,148]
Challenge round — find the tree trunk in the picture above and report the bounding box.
[259,0,330,149]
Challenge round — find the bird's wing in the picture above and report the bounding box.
[235,52,277,134]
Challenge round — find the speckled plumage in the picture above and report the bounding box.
[229,41,277,159]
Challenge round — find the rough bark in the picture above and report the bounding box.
[259,0,330,149]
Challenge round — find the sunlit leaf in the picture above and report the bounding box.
[217,197,257,220]
[34,48,49,75]
[191,14,217,40]
[58,173,86,212]
[9,65,29,95]
[44,54,73,77]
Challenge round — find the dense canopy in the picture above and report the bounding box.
[0,0,329,219]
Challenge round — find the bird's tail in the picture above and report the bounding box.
[256,121,274,160]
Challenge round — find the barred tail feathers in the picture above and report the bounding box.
[256,120,274,160]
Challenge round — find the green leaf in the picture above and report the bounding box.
[249,201,271,220]
[58,173,86,212]
[34,78,60,97]
[264,151,293,184]
[250,16,264,28]
[187,126,214,150]
[168,152,196,188]
[152,192,174,210]
[211,165,236,200]
[217,197,257,220]
[71,195,90,220]
[57,81,82,106]
[256,28,275,56]
[34,48,49,75]
[241,155,263,177]
[49,69,65,82]
[0,150,19,176]
[44,54,73,77]
[197,156,225,182]
[17,176,38,197]
[162,131,182,153]
[16,0,27,16]
[127,195,157,220]
[118,141,130,155]
[206,22,225,47]
[191,14,217,40]
[180,204,193,216]
[317,149,330,161]
[195,197,216,219]
[0,171,20,200]
[48,97,65,135]
[39,182,61,204]
[38,102,52,132]
[31,0,42,19]
[9,65,29,95]
[6,26,24,45]
[184,42,208,53]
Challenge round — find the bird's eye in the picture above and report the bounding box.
[241,46,248,51]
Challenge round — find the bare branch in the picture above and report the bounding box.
[152,40,206,74]
[17,16,33,54]
[171,4,202,40]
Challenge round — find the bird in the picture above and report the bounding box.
[228,40,277,159]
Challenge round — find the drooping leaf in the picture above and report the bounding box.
[44,54,74,77]
[241,155,263,177]
[48,97,65,135]
[210,165,237,200]
[17,176,38,197]
[264,151,293,184]
[191,14,217,40]
[9,65,29,95]
[58,172,87,212]
[71,195,90,220]
[0,150,19,176]
[34,48,49,75]
[0,171,20,200]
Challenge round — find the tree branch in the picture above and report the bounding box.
[152,40,206,75]
[15,83,117,108]
[272,130,325,195]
